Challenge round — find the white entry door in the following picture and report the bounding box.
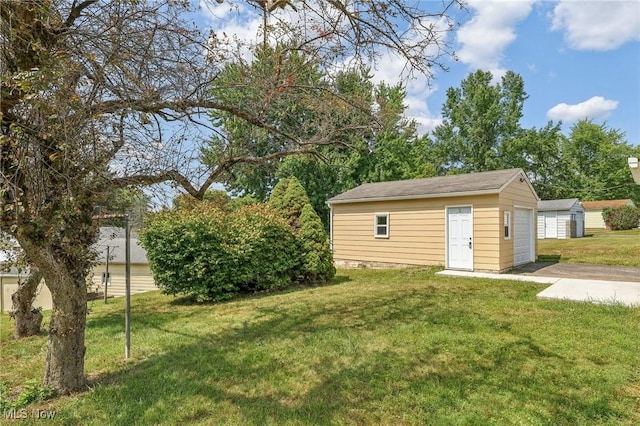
[447,206,473,270]
[544,212,558,238]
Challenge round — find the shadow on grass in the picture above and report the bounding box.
[69,280,632,424]
[166,274,352,307]
[535,255,561,263]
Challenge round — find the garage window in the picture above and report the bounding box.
[504,211,511,240]
[374,213,389,238]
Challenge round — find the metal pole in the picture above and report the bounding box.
[0,274,4,314]
[125,215,131,359]
[104,246,110,304]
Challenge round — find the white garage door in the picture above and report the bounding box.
[514,208,534,266]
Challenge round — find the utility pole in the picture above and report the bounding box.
[92,212,132,359]
[104,246,110,303]
[124,214,131,359]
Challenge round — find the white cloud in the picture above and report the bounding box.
[456,0,536,77]
[551,0,640,51]
[546,96,619,121]
[199,0,263,44]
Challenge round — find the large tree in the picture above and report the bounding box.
[0,0,462,393]
[432,70,528,172]
[208,63,431,224]
[498,121,567,200]
[558,120,640,203]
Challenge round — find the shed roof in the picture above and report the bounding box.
[537,198,582,212]
[94,227,148,265]
[581,199,634,210]
[327,168,534,204]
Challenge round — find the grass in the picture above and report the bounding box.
[538,228,640,267]
[1,268,639,425]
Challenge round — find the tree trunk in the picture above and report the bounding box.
[17,237,90,394]
[9,268,44,338]
[43,272,88,394]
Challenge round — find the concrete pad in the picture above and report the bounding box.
[436,270,559,284]
[436,270,640,307]
[536,279,640,307]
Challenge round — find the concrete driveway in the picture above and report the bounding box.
[512,262,640,283]
[437,262,640,307]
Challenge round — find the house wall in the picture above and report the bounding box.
[90,263,158,297]
[331,193,508,272]
[0,275,52,313]
[0,264,156,313]
[331,198,448,267]
[497,177,538,270]
[585,209,605,229]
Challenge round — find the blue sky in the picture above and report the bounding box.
[446,0,640,146]
[198,0,640,146]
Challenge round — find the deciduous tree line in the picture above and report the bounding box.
[210,67,640,228]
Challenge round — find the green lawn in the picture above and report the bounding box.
[538,228,640,267]
[1,268,639,425]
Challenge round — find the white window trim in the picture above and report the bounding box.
[504,210,511,240]
[374,213,389,238]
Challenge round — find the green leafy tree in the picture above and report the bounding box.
[140,202,301,301]
[559,120,640,203]
[602,206,640,231]
[202,44,326,200]
[275,80,433,226]
[0,0,461,393]
[432,70,528,172]
[499,122,567,200]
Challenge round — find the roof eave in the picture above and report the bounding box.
[327,188,502,205]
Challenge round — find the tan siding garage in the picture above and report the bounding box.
[328,168,539,273]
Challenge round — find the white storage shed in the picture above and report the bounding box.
[537,199,585,239]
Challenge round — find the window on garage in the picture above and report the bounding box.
[374,213,389,238]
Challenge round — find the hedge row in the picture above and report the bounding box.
[140,178,335,301]
[602,205,640,231]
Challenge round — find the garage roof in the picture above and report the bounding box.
[538,198,582,212]
[581,199,634,210]
[328,168,535,204]
[93,227,148,265]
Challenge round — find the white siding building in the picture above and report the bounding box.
[537,199,585,239]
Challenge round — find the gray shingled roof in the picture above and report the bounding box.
[327,168,526,204]
[537,198,582,212]
[93,227,148,265]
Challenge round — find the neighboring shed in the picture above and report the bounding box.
[0,227,157,312]
[582,199,635,229]
[91,227,158,297]
[537,199,585,239]
[327,168,539,272]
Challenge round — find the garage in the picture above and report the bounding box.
[328,168,539,272]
